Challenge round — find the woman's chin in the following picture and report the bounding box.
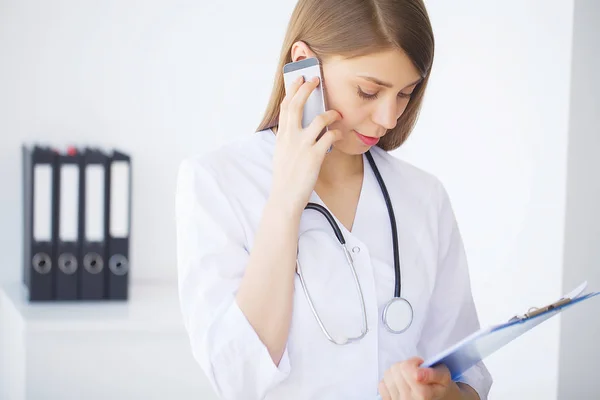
[329,141,372,156]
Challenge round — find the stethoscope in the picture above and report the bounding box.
[295,150,413,346]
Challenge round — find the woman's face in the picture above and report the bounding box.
[318,49,423,155]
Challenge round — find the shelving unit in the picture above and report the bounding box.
[0,282,217,400]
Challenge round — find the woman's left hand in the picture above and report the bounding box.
[378,357,454,400]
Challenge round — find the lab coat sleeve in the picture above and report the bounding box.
[417,180,493,399]
[175,158,291,400]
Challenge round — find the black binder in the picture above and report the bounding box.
[54,146,81,300]
[106,150,131,300]
[79,148,108,300]
[22,145,57,301]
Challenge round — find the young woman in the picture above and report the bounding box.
[176,0,493,399]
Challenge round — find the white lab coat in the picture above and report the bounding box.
[175,128,493,400]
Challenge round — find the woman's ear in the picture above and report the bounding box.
[290,40,318,62]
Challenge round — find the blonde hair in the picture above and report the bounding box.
[256,0,435,151]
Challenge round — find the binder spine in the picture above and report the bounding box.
[106,151,131,300]
[79,148,108,300]
[55,149,81,300]
[24,146,57,301]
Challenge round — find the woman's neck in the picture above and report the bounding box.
[318,147,363,187]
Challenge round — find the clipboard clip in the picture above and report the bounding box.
[509,297,572,322]
[508,281,589,323]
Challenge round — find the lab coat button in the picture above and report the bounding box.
[352,246,360,254]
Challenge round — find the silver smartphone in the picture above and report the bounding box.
[283,57,328,139]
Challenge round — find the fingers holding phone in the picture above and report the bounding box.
[282,76,340,141]
[282,57,336,135]
[287,76,321,129]
[278,74,309,131]
[269,57,342,212]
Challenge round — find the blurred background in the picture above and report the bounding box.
[0,0,598,399]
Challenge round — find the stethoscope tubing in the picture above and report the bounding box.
[296,150,409,344]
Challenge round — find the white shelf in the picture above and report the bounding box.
[1,281,186,333]
[0,281,217,400]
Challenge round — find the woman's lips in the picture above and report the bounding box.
[354,130,379,146]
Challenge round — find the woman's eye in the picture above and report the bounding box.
[357,86,379,100]
[357,85,413,101]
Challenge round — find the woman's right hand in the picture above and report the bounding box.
[378,358,457,400]
[270,75,343,215]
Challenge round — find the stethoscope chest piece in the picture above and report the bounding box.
[382,297,413,334]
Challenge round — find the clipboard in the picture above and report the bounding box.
[374,281,599,399]
[421,281,600,380]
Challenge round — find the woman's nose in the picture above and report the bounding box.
[371,98,398,131]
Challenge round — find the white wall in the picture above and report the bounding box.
[395,1,573,398]
[558,0,600,398]
[0,0,293,284]
[0,1,576,398]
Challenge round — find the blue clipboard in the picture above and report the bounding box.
[374,282,600,399]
